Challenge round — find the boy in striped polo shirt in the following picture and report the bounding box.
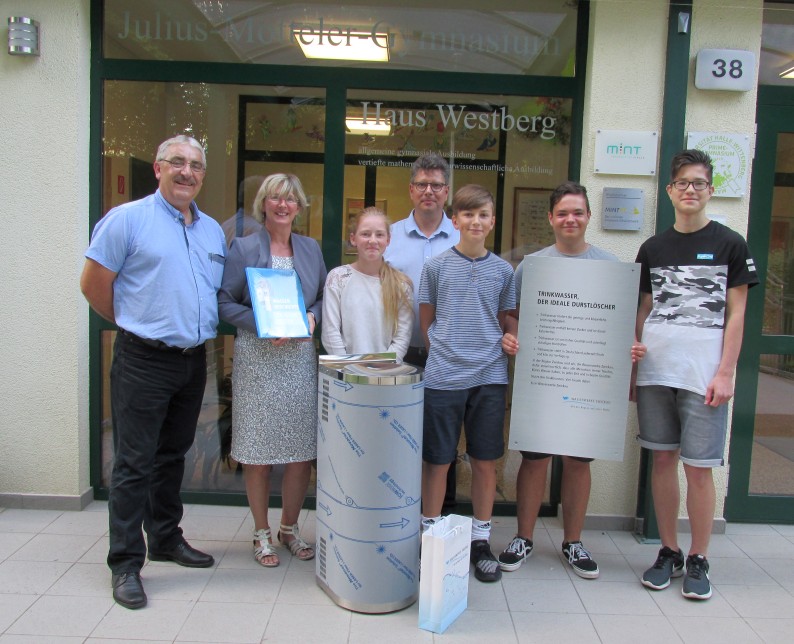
[418,184,516,583]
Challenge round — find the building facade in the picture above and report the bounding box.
[1,0,792,530]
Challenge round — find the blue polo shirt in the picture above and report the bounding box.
[86,190,226,348]
[384,211,459,347]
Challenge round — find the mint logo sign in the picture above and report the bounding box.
[594,130,658,176]
[687,131,750,198]
[605,143,642,157]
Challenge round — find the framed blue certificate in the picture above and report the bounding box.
[245,267,310,338]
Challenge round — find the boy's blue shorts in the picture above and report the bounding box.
[422,384,506,464]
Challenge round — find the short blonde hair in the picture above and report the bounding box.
[252,173,308,223]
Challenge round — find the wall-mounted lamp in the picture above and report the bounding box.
[8,16,39,56]
[345,116,392,136]
[780,65,794,80]
[293,24,390,62]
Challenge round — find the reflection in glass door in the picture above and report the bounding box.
[750,355,794,495]
[343,89,572,260]
[726,92,794,521]
[341,89,573,507]
[98,81,327,497]
[749,131,794,497]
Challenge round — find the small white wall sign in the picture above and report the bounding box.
[601,187,644,231]
[695,49,756,91]
[594,130,658,176]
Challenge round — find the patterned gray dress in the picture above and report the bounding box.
[231,256,318,464]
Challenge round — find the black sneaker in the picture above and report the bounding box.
[470,539,502,582]
[498,535,534,572]
[562,541,599,579]
[641,546,685,590]
[682,554,712,600]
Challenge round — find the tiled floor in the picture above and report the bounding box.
[1,503,794,643]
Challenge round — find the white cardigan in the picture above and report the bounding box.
[321,265,413,360]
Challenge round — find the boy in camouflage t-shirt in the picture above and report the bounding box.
[635,150,758,600]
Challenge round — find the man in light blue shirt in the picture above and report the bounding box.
[81,135,226,610]
[384,154,459,365]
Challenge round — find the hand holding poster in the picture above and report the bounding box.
[246,267,310,338]
[509,256,640,461]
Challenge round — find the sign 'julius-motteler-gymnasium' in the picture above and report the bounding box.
[509,257,640,461]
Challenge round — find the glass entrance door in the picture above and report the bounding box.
[93,0,587,503]
[725,87,794,521]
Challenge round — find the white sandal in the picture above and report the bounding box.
[278,523,315,561]
[253,528,279,567]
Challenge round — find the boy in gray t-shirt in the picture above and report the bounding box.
[500,181,644,579]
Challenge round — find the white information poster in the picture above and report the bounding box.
[509,257,640,461]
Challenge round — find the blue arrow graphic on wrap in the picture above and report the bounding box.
[333,380,354,392]
[379,517,410,529]
[318,502,332,516]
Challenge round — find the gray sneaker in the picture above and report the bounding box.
[498,535,534,571]
[682,554,712,600]
[641,546,685,590]
[470,539,502,583]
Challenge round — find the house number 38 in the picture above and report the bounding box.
[712,59,743,79]
[695,49,755,91]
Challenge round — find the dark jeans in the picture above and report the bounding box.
[107,332,207,574]
[404,346,457,511]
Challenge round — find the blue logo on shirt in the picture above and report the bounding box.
[697,253,714,260]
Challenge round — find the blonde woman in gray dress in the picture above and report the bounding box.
[218,174,325,567]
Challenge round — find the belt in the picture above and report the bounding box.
[119,329,204,355]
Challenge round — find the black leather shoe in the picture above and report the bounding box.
[148,541,214,568]
[112,572,147,609]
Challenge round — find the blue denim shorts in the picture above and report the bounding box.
[636,385,728,467]
[422,385,506,464]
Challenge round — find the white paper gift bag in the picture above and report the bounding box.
[418,514,472,633]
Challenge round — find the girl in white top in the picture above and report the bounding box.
[322,208,414,360]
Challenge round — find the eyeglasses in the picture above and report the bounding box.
[671,180,710,191]
[266,196,299,206]
[159,157,206,173]
[412,182,447,193]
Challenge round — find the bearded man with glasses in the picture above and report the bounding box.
[81,135,226,610]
